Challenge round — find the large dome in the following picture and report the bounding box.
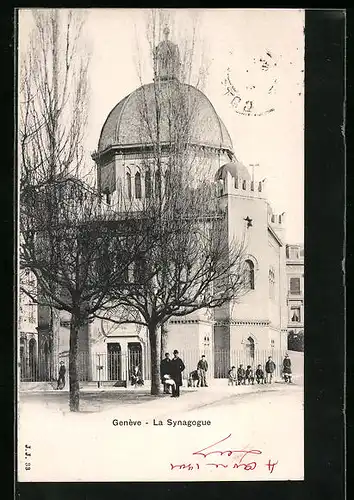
[98,81,233,153]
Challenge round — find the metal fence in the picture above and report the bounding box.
[19,349,287,383]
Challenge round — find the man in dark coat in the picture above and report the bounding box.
[56,361,66,390]
[160,353,171,393]
[265,356,276,384]
[197,355,208,387]
[282,353,292,383]
[169,350,185,397]
[237,364,246,385]
[245,365,255,385]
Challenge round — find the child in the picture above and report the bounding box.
[131,366,144,388]
[255,364,265,384]
[228,366,237,386]
[163,374,176,392]
[237,364,246,385]
[245,365,255,385]
[187,369,200,388]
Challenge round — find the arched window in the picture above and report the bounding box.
[126,172,132,199]
[145,170,152,198]
[245,260,255,290]
[155,170,161,198]
[133,254,145,283]
[103,187,111,205]
[245,336,255,360]
[135,172,142,199]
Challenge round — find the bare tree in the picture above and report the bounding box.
[18,10,152,411]
[20,171,152,410]
[99,10,250,395]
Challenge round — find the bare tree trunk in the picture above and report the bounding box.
[69,311,80,411]
[160,323,168,359]
[148,322,161,395]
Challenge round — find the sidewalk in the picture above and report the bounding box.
[19,378,302,418]
[19,376,298,394]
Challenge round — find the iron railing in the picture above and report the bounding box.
[19,349,287,383]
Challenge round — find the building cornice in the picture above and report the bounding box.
[286,259,304,265]
[215,319,270,327]
[92,142,232,163]
[169,319,214,326]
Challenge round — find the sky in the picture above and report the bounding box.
[19,8,304,243]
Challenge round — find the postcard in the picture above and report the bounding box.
[17,8,305,482]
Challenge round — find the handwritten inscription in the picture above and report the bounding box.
[170,434,278,474]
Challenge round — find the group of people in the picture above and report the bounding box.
[188,355,209,388]
[228,354,292,385]
[55,352,292,392]
[160,350,186,397]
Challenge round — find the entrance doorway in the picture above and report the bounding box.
[128,342,142,377]
[107,343,121,381]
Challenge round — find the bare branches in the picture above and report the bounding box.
[100,10,250,334]
[19,11,145,328]
[19,10,90,189]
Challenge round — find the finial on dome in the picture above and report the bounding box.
[154,25,181,81]
[163,25,170,40]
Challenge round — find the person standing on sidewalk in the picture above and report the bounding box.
[265,356,276,384]
[56,361,66,390]
[169,350,185,397]
[282,353,292,383]
[197,355,209,387]
[161,353,171,393]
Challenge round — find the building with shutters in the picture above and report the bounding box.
[286,244,304,340]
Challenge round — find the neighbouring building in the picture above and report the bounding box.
[286,244,304,347]
[19,269,39,381]
[19,268,63,382]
